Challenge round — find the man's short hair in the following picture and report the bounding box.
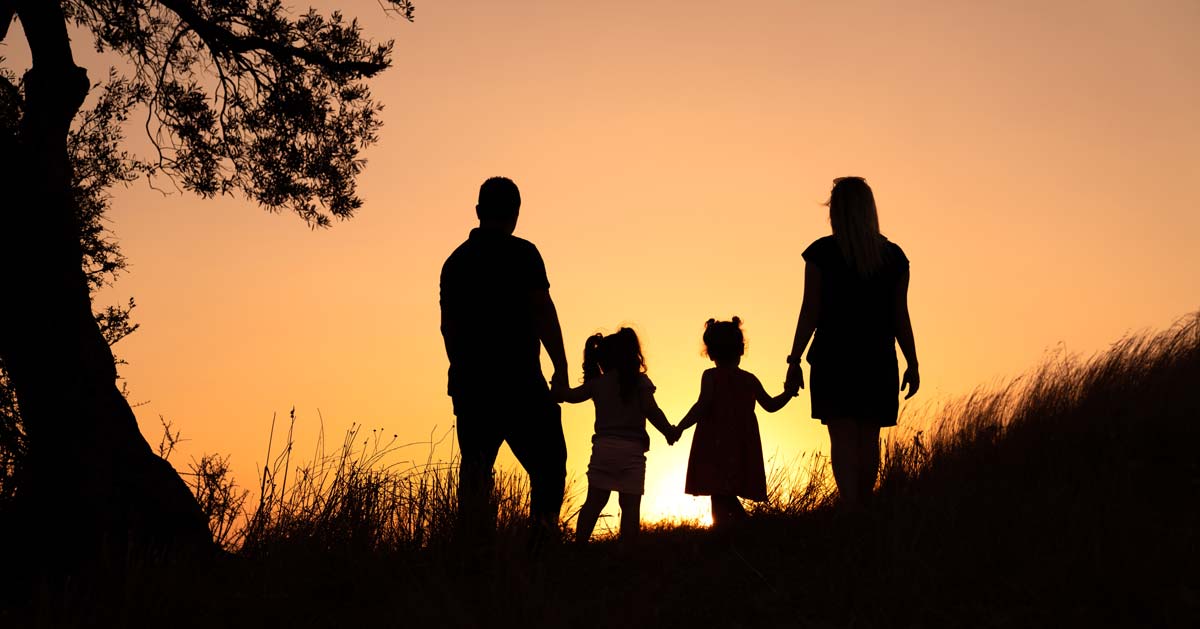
[477,177,521,221]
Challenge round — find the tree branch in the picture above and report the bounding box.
[14,0,77,70]
[155,0,389,77]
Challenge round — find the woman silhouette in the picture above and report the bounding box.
[784,177,919,511]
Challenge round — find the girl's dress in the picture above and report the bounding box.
[801,235,910,426]
[684,367,767,501]
[581,373,657,495]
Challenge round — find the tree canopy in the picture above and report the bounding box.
[0,0,416,550]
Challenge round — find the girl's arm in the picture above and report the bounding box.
[639,387,677,444]
[785,262,822,393]
[554,380,593,404]
[895,268,920,399]
[755,376,793,413]
[677,370,714,433]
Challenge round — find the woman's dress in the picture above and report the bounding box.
[802,235,909,426]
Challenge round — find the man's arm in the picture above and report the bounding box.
[439,270,461,365]
[536,289,569,388]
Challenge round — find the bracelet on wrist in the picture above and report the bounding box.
[786,354,802,366]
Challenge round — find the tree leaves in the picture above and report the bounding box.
[62,0,413,226]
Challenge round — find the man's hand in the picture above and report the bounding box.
[549,370,568,399]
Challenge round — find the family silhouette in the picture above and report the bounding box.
[439,175,919,543]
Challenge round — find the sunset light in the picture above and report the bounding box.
[2,1,1197,625]
[3,0,1194,527]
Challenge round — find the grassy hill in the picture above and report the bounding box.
[3,314,1197,627]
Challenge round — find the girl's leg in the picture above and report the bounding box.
[617,493,641,542]
[857,424,882,506]
[575,487,611,544]
[826,418,863,511]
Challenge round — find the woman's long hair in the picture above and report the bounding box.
[827,176,886,277]
[581,328,646,403]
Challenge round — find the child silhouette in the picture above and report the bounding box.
[676,317,797,528]
[553,328,677,543]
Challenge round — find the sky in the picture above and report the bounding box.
[5,0,1199,524]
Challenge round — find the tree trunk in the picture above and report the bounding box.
[0,1,211,556]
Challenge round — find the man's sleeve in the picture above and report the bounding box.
[527,243,550,290]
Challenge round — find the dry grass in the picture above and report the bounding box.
[2,313,1198,628]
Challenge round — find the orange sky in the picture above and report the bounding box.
[5,0,1199,524]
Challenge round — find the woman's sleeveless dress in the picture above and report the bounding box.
[802,235,909,426]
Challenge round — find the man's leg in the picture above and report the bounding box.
[506,398,567,529]
[455,404,504,541]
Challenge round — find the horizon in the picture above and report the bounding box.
[3,0,1198,524]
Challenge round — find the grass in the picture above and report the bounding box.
[1,313,1198,627]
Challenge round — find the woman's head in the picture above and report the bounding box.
[703,317,745,365]
[827,176,885,277]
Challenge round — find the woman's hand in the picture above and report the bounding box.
[901,365,920,399]
[784,362,804,396]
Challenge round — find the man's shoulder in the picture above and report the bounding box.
[441,238,473,276]
[508,235,542,257]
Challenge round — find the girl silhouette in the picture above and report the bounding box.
[554,328,677,543]
[785,176,920,511]
[676,318,795,528]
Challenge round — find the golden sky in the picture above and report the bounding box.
[6,0,1199,523]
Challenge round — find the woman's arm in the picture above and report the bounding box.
[784,262,822,392]
[755,377,793,413]
[895,268,920,399]
[677,370,714,433]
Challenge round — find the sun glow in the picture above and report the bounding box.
[2,0,1191,538]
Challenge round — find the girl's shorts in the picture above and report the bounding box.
[587,436,647,495]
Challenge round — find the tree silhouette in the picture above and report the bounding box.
[0,70,143,510]
[0,0,415,553]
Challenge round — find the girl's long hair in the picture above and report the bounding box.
[827,176,887,277]
[581,327,646,403]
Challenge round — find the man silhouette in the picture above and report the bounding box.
[440,177,569,539]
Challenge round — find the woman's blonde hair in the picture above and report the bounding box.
[826,176,886,277]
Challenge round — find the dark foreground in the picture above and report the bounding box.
[3,317,1198,628]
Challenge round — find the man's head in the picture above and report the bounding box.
[476,176,521,233]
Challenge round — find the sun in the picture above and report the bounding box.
[641,466,713,527]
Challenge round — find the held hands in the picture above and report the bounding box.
[901,365,920,400]
[665,424,682,446]
[549,371,568,402]
[783,362,804,397]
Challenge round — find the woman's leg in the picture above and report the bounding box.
[857,424,882,505]
[575,487,611,544]
[617,493,641,542]
[710,496,728,528]
[826,418,863,510]
[710,495,745,529]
